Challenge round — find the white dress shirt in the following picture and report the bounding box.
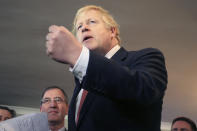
[69,44,121,121]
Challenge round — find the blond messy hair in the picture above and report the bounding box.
[72,5,121,44]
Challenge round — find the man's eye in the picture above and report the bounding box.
[77,25,82,30]
[44,99,50,103]
[90,20,95,23]
[54,97,64,103]
[55,98,61,102]
[42,98,50,103]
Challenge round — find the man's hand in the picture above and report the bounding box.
[46,25,82,67]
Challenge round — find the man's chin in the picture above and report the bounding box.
[48,120,61,126]
[48,117,60,124]
[48,114,59,121]
[83,42,96,49]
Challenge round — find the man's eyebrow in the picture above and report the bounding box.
[77,18,93,26]
[54,96,64,99]
[43,97,50,99]
[43,96,63,99]
[76,22,82,27]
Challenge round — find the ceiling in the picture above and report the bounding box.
[0,0,196,123]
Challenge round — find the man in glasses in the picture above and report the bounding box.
[40,86,68,131]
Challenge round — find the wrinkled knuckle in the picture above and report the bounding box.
[58,30,64,35]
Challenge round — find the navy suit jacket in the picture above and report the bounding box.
[68,47,167,131]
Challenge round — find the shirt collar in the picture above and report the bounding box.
[105,44,121,59]
[49,127,65,131]
[59,127,66,131]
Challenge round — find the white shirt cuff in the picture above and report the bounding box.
[69,45,89,82]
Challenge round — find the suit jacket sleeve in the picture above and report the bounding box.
[80,48,167,106]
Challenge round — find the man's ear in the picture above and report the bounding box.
[65,104,69,115]
[110,27,117,37]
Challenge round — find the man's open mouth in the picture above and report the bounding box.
[83,36,93,42]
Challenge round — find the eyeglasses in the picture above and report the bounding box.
[41,97,65,104]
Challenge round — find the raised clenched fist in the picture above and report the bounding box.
[46,25,82,67]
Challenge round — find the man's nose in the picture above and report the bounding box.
[82,24,89,33]
[49,100,58,107]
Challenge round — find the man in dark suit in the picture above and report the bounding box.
[45,5,167,131]
[40,86,68,131]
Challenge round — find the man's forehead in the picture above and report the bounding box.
[76,10,101,23]
[43,89,64,98]
[172,121,192,130]
[0,109,11,115]
[0,109,8,112]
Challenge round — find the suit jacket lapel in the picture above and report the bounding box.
[68,77,81,129]
[76,91,95,127]
[76,47,128,127]
[111,47,128,63]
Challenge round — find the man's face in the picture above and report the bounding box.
[0,109,12,122]
[76,10,117,55]
[171,120,193,131]
[40,89,68,124]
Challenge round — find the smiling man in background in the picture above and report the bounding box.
[40,86,68,131]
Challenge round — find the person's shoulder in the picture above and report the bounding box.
[125,47,165,62]
[128,47,164,56]
[135,47,162,53]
